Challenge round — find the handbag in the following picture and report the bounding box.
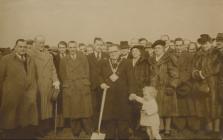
[192,80,210,97]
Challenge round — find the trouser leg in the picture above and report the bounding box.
[187,117,201,132]
[70,119,82,136]
[36,118,52,137]
[102,120,116,140]
[172,117,186,131]
[81,118,93,135]
[117,120,130,140]
[91,88,102,131]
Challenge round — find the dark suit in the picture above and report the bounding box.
[87,52,108,130]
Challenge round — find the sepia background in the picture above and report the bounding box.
[0,0,223,48]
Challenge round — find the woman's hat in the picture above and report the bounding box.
[152,40,166,48]
[197,34,212,45]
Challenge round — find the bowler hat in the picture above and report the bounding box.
[120,41,130,49]
[216,33,223,42]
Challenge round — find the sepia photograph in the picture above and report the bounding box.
[0,0,223,139]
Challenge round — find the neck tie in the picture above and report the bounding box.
[22,55,27,73]
[97,53,100,60]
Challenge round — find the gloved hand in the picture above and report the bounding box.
[51,88,60,102]
[53,81,60,90]
[129,94,136,101]
[100,83,110,90]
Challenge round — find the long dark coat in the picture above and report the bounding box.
[87,52,108,122]
[131,57,150,96]
[176,51,197,116]
[150,52,178,117]
[0,53,38,129]
[192,48,222,118]
[61,52,93,119]
[99,58,136,121]
[88,52,108,90]
[217,52,223,106]
[53,54,67,113]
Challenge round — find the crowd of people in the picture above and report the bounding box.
[0,33,223,140]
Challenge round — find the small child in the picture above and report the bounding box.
[129,86,161,140]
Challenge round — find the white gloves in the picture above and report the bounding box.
[53,81,60,90]
[129,94,137,101]
[100,83,110,89]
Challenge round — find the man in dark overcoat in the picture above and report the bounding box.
[0,39,38,139]
[173,38,199,133]
[52,41,68,130]
[87,37,108,130]
[215,33,223,136]
[99,44,136,139]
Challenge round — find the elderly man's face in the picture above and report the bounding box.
[188,43,197,53]
[145,47,154,56]
[131,48,141,58]
[175,40,186,52]
[110,51,120,60]
[34,36,45,51]
[79,45,86,53]
[202,42,212,51]
[139,40,147,47]
[86,46,93,55]
[35,39,45,48]
[94,40,104,52]
[15,41,27,55]
[68,42,78,54]
[216,41,223,52]
[154,45,165,57]
[58,44,67,54]
[121,49,130,56]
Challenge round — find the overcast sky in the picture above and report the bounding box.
[0,0,223,47]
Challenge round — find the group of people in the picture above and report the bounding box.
[0,33,223,140]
